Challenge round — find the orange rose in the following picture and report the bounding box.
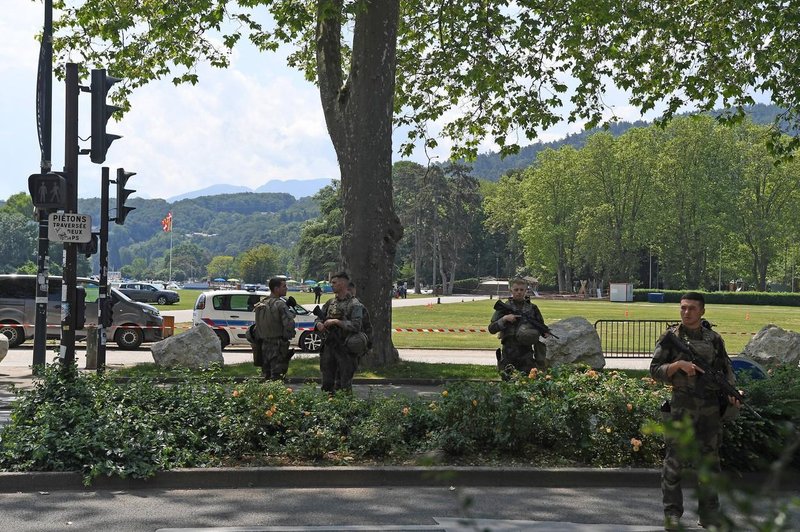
[232,390,240,398]
[402,407,410,416]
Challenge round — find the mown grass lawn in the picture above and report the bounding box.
[168,291,799,353]
[389,298,800,353]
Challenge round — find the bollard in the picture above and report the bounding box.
[437,297,441,304]
[85,325,98,370]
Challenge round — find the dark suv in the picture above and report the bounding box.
[0,274,164,349]
[118,282,180,305]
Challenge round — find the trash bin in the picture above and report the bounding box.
[647,292,665,303]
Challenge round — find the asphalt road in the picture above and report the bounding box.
[0,485,755,532]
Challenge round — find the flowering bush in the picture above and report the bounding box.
[0,363,795,483]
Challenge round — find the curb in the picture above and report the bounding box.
[1,466,796,493]
[0,466,661,492]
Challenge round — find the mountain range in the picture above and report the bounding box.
[166,178,335,202]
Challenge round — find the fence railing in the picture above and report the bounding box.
[594,319,674,358]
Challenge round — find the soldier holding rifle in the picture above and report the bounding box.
[650,292,741,531]
[488,278,551,379]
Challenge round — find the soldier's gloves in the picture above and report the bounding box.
[285,296,297,307]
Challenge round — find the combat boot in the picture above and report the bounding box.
[663,514,681,531]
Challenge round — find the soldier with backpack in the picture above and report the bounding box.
[314,272,364,392]
[253,277,296,380]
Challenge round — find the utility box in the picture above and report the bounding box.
[647,292,665,303]
[609,283,634,302]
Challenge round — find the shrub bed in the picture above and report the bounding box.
[0,364,797,484]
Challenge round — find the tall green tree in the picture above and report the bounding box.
[207,256,237,280]
[518,147,586,292]
[728,124,800,290]
[296,182,343,280]
[53,0,800,364]
[0,193,35,220]
[238,244,280,283]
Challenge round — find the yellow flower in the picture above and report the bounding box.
[630,438,642,452]
[545,375,552,380]
[626,403,633,412]
[402,407,410,416]
[587,369,598,378]
[528,368,538,379]
[286,387,293,394]
[265,410,273,418]
[472,399,478,407]
[441,390,449,397]
[606,427,612,433]
[303,411,311,417]
[267,394,274,401]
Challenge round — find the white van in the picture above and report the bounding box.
[192,290,321,351]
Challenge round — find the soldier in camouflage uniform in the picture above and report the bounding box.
[253,277,296,381]
[650,292,739,531]
[314,271,364,393]
[488,278,549,379]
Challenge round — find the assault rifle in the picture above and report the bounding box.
[493,299,559,339]
[660,331,761,419]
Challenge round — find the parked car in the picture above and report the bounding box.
[118,282,180,305]
[0,274,164,349]
[192,290,321,351]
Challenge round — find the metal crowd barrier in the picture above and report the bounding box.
[594,319,674,358]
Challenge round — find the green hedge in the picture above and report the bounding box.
[633,289,800,306]
[1,364,797,485]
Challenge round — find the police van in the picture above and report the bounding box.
[0,274,164,349]
[192,290,320,351]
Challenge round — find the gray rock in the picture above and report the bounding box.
[741,324,800,368]
[543,316,605,369]
[150,322,224,368]
[0,334,7,363]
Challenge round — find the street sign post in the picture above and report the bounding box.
[48,213,92,243]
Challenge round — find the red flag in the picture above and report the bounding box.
[161,211,173,232]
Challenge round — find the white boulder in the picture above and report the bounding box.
[543,316,605,370]
[740,324,800,368]
[150,322,224,368]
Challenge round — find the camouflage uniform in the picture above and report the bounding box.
[488,298,547,378]
[316,294,363,392]
[650,324,735,526]
[254,295,296,380]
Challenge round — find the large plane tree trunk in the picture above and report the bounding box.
[316,0,402,367]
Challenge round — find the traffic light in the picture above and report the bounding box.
[90,69,123,164]
[77,232,99,257]
[115,168,136,225]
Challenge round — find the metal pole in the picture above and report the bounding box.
[60,63,79,368]
[97,167,110,371]
[33,0,54,367]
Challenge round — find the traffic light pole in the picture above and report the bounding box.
[33,0,54,368]
[60,62,79,368]
[97,167,110,371]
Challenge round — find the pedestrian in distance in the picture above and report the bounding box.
[253,277,297,381]
[650,291,741,531]
[314,271,364,393]
[488,278,550,380]
[313,283,322,304]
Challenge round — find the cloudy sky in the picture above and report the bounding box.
[2,1,764,204]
